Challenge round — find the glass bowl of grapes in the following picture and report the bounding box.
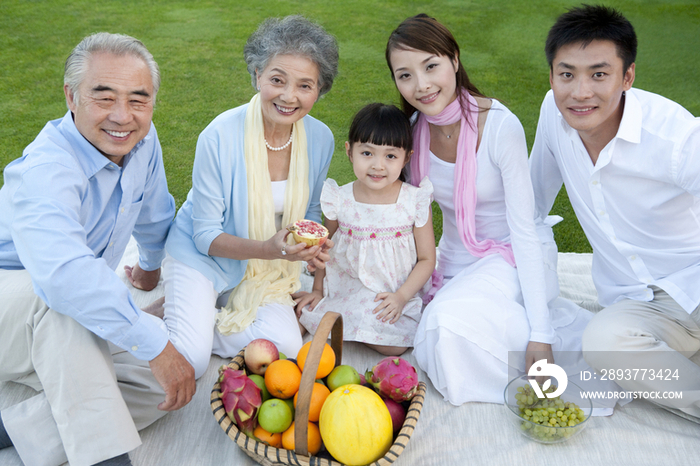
[503,375,592,444]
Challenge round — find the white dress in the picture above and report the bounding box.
[414,102,596,405]
[299,178,433,347]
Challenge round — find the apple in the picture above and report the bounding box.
[326,364,361,392]
[383,397,406,434]
[248,374,271,402]
[244,339,279,375]
[257,398,293,434]
[283,398,295,419]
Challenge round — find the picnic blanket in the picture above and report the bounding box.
[2,239,699,466]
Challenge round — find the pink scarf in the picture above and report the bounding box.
[411,91,516,302]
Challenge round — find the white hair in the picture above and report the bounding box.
[64,32,160,106]
[244,16,338,97]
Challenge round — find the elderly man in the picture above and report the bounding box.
[530,5,700,420]
[0,33,195,465]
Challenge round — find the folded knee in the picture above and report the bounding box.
[273,334,303,360]
[179,346,211,380]
[582,315,658,371]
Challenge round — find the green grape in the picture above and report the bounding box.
[514,384,587,442]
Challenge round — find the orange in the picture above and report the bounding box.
[253,425,282,448]
[294,382,331,422]
[281,421,323,455]
[296,342,336,379]
[265,359,302,399]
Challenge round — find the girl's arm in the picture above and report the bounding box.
[293,218,339,315]
[374,211,436,323]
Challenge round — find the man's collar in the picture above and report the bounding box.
[59,111,148,177]
[556,88,642,145]
[615,89,642,144]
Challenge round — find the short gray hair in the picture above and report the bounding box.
[244,16,339,97]
[64,32,160,106]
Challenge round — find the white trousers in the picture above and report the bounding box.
[582,287,700,421]
[0,269,167,466]
[162,256,303,378]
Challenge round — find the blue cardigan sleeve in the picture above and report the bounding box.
[304,117,335,223]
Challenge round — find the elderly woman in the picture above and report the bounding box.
[161,16,338,378]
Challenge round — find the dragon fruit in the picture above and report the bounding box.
[365,357,419,402]
[219,366,262,438]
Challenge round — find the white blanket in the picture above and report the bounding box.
[2,239,699,466]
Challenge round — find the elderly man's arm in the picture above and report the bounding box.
[10,166,195,409]
[127,123,176,291]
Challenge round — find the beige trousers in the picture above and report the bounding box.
[0,269,167,466]
[582,287,700,421]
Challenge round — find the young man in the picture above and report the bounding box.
[0,33,195,465]
[530,5,700,421]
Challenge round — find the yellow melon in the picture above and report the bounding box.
[319,384,393,465]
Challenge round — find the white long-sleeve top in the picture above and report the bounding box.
[530,88,700,313]
[430,100,555,344]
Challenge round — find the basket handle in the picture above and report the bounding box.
[294,311,343,456]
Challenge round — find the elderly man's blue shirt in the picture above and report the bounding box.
[0,111,175,360]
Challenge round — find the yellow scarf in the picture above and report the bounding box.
[216,93,309,335]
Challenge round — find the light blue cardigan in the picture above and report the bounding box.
[166,103,334,293]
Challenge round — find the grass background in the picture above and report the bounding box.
[1,0,698,252]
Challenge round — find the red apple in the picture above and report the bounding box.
[383,397,406,434]
[244,339,279,375]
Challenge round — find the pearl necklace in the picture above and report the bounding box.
[265,130,293,151]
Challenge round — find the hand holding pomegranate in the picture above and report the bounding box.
[264,228,322,262]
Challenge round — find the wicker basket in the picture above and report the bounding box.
[210,311,426,466]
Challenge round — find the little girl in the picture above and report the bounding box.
[295,103,436,356]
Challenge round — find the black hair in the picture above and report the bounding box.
[348,103,413,157]
[545,4,637,71]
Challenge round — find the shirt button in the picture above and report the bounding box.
[121,208,125,213]
[109,242,114,247]
[592,180,599,185]
[599,211,605,216]
[131,345,139,351]
[630,255,636,261]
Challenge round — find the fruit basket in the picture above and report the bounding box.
[211,311,427,466]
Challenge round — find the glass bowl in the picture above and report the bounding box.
[503,375,592,444]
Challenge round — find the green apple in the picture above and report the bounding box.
[248,374,271,402]
[326,365,361,392]
[283,398,295,419]
[257,398,292,434]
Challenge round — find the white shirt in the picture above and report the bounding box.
[530,88,700,313]
[430,100,555,343]
[271,179,287,231]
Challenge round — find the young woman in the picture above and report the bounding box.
[385,14,590,404]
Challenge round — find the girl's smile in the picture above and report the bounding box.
[346,141,409,204]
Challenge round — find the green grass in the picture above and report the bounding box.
[1,0,698,253]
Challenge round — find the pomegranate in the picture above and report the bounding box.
[287,219,328,247]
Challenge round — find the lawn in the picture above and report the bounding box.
[1,0,698,252]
